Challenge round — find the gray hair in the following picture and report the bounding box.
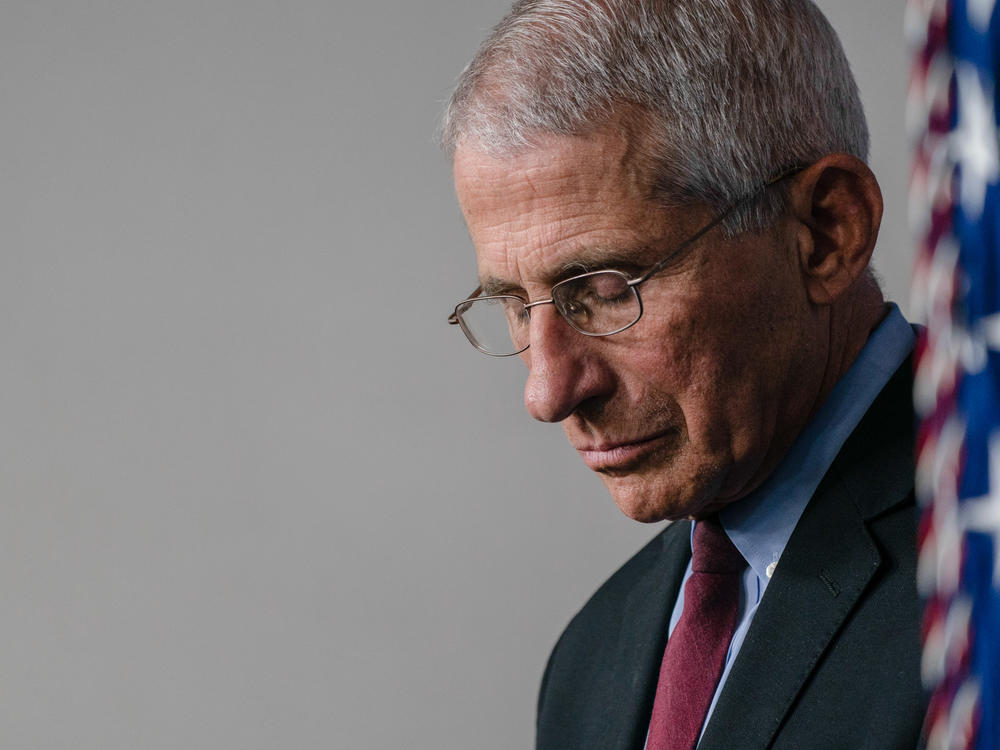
[440,0,869,234]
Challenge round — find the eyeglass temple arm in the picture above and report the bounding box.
[446,167,804,319]
[447,284,484,324]
[636,167,804,284]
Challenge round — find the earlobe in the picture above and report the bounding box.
[787,154,883,305]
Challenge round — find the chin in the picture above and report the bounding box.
[601,464,729,522]
[604,478,699,523]
[615,500,675,523]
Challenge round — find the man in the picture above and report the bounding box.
[442,1,926,748]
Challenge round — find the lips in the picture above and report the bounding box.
[575,430,675,473]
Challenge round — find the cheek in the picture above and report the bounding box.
[604,320,703,428]
[629,305,769,437]
[628,302,737,388]
[658,279,793,375]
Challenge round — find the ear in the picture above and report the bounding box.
[785,154,883,305]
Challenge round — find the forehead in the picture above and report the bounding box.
[454,127,651,205]
[453,130,691,288]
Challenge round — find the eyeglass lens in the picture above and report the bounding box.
[455,271,641,356]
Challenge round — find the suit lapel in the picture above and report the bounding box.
[697,474,881,750]
[602,522,691,750]
[698,361,915,750]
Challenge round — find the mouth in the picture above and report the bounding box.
[575,430,676,474]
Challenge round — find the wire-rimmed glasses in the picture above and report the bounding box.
[447,168,801,356]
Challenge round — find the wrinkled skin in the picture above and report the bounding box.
[453,128,845,522]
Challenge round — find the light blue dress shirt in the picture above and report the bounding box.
[644,303,915,747]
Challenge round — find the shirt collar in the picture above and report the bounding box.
[713,303,915,587]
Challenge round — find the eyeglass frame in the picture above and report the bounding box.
[447,166,803,357]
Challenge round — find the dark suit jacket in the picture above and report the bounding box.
[536,361,926,749]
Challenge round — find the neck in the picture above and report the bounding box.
[813,275,887,416]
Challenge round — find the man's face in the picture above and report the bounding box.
[453,128,827,522]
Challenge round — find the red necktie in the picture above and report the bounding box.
[646,516,747,750]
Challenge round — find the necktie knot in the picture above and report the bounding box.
[691,516,745,574]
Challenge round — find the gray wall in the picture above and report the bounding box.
[1,2,908,748]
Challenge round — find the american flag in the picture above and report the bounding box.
[909,0,1000,747]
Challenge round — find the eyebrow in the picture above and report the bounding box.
[479,245,654,298]
[554,246,651,277]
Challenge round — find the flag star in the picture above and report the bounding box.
[980,311,1000,354]
[951,62,1000,220]
[968,0,998,31]
[964,311,1000,376]
[961,432,1000,586]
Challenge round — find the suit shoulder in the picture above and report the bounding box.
[537,521,691,743]
[541,520,689,680]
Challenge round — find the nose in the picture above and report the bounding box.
[522,306,615,423]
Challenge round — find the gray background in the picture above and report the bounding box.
[2,2,909,748]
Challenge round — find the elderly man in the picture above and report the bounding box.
[443,1,925,748]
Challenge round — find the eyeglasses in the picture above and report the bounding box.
[447,168,801,356]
